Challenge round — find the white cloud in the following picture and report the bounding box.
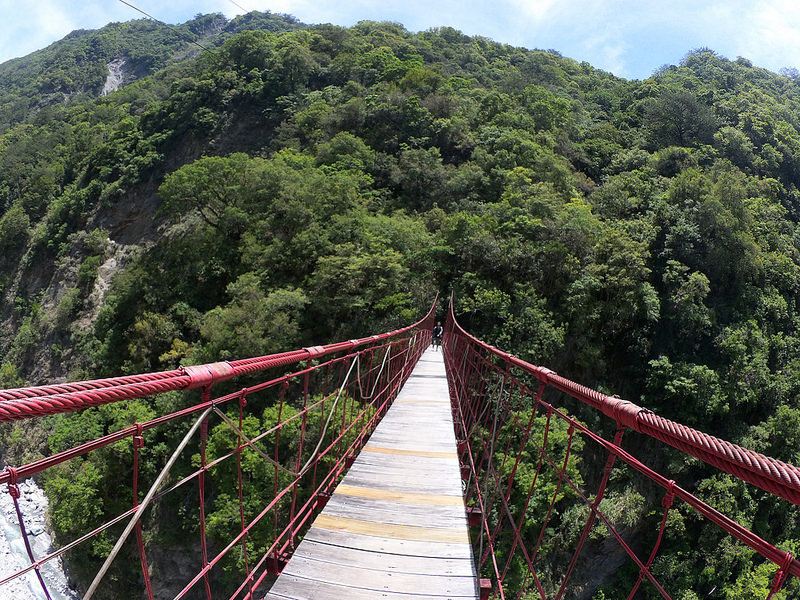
[736,0,800,70]
[504,0,558,24]
[585,30,628,76]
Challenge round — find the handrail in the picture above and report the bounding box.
[445,293,800,592]
[0,297,437,423]
[446,294,800,507]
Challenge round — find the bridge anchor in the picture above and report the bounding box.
[479,578,492,600]
[266,550,292,575]
[466,506,483,527]
[314,491,332,511]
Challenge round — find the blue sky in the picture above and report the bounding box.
[1,0,800,80]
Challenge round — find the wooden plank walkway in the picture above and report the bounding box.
[266,347,479,600]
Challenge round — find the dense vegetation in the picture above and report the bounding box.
[1,11,800,598]
[0,12,302,132]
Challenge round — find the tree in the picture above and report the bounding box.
[644,89,718,147]
[158,153,255,233]
[199,273,308,360]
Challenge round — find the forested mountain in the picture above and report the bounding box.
[0,11,302,131]
[1,11,800,598]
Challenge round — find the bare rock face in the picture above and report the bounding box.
[101,58,128,96]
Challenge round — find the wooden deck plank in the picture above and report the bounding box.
[333,483,463,505]
[378,414,453,422]
[363,437,457,448]
[291,540,476,576]
[345,464,462,495]
[321,496,468,529]
[375,416,455,427]
[340,472,463,491]
[340,473,465,496]
[344,453,461,471]
[281,557,478,595]
[366,425,456,437]
[312,513,469,544]
[365,427,456,439]
[267,348,477,599]
[354,456,461,476]
[302,527,474,560]
[266,574,478,600]
[348,455,462,474]
[376,407,453,418]
[361,445,457,459]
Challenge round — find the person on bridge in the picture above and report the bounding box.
[432,321,443,350]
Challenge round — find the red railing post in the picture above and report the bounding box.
[197,386,212,600]
[131,424,154,600]
[235,391,253,599]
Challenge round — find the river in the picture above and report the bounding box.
[0,480,78,599]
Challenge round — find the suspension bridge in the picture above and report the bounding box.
[0,299,798,599]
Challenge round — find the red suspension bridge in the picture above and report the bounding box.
[0,299,798,599]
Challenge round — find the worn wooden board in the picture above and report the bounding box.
[377,414,455,425]
[345,464,462,495]
[266,574,478,600]
[341,473,465,496]
[360,445,457,459]
[366,434,456,445]
[367,429,452,442]
[321,495,468,529]
[345,452,461,470]
[349,454,461,474]
[280,556,478,595]
[291,540,476,576]
[302,527,474,560]
[366,428,457,443]
[311,512,469,544]
[333,483,463,505]
[266,348,478,599]
[354,451,459,465]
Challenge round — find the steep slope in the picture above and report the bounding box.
[0,11,303,132]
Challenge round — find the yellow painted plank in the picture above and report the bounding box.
[313,514,469,545]
[362,445,457,459]
[394,398,451,404]
[334,483,464,506]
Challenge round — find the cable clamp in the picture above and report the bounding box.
[662,480,675,508]
[182,362,234,389]
[5,467,18,486]
[772,552,794,593]
[303,346,325,359]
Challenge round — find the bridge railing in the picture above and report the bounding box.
[443,299,799,600]
[0,301,435,599]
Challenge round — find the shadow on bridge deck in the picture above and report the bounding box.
[265,347,479,600]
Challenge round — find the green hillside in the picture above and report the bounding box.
[0,11,302,131]
[0,12,799,598]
